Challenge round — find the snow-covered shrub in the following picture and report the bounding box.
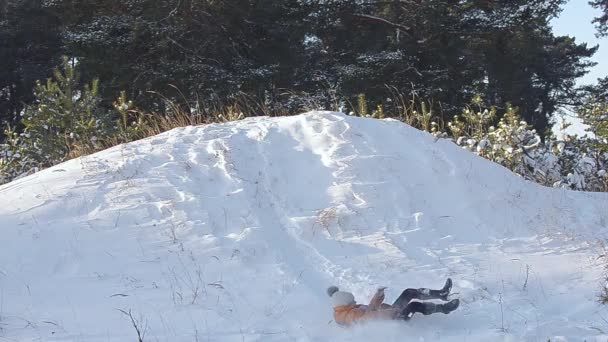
[563,96,608,191]
[113,90,146,143]
[579,101,608,154]
[549,137,607,191]
[0,124,40,183]
[441,100,607,192]
[447,103,542,181]
[354,94,386,119]
[0,57,113,183]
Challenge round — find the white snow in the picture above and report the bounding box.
[1,111,608,341]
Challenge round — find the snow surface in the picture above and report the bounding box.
[1,111,608,341]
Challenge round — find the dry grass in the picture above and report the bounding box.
[385,86,445,132]
[69,93,283,160]
[314,207,338,235]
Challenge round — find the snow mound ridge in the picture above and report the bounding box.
[1,111,607,341]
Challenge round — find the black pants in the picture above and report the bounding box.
[392,288,447,320]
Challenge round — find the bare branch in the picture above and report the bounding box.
[350,13,411,32]
[117,309,147,342]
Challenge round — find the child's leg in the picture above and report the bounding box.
[401,299,460,321]
[391,278,453,309]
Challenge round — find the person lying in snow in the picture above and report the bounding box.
[327,278,459,326]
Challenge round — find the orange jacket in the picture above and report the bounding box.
[333,289,400,325]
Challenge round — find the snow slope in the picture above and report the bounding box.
[1,111,608,341]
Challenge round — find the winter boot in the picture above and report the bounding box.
[430,278,452,301]
[421,277,452,301]
[438,298,460,314]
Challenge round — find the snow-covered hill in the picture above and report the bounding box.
[1,112,608,341]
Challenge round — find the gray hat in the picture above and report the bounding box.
[327,286,356,307]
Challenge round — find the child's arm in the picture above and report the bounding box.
[368,287,387,310]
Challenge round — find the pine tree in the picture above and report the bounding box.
[306,0,595,134]
[53,0,312,114]
[591,0,608,36]
[580,75,608,155]
[0,0,62,128]
[2,0,599,137]
[0,57,112,182]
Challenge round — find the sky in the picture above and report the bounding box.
[550,1,607,136]
[551,1,608,86]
